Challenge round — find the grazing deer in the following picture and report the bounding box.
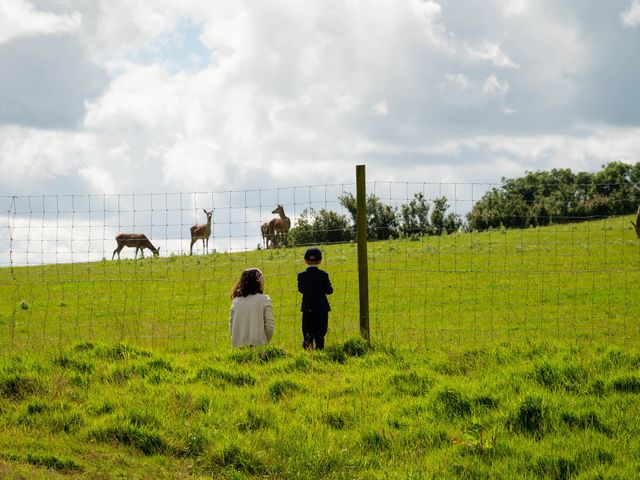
[269,204,291,247]
[631,206,640,239]
[190,209,213,255]
[112,233,160,260]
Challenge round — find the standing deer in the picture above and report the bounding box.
[631,206,640,239]
[112,233,160,260]
[269,204,291,247]
[190,209,213,255]
[261,222,275,249]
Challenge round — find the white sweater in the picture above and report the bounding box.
[229,293,275,347]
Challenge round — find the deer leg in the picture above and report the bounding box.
[140,248,145,258]
[112,244,123,260]
[205,237,209,254]
[190,238,196,256]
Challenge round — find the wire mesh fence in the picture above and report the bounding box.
[1,178,639,352]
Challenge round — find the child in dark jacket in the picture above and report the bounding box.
[297,247,333,350]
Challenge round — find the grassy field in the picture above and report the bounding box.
[0,216,639,478]
[1,215,639,351]
[1,339,640,478]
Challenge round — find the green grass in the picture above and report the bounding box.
[1,215,639,351]
[0,340,638,478]
[0,216,639,477]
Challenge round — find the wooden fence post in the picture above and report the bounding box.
[356,165,370,342]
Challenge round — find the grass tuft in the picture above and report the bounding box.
[73,341,95,352]
[195,367,256,387]
[97,343,152,361]
[323,410,353,430]
[237,408,274,431]
[473,394,499,410]
[433,389,472,419]
[389,371,433,396]
[25,452,83,473]
[184,425,209,457]
[533,361,589,392]
[230,345,288,364]
[611,375,640,393]
[268,379,303,401]
[342,337,372,357]
[361,430,392,451]
[324,337,372,363]
[0,374,40,400]
[323,345,347,363]
[210,444,266,475]
[508,396,548,438]
[52,354,93,374]
[560,410,610,434]
[87,422,167,455]
[532,455,580,480]
[434,349,489,376]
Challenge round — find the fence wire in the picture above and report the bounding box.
[1,180,639,352]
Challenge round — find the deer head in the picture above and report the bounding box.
[272,204,285,217]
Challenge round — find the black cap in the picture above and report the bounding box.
[304,247,322,261]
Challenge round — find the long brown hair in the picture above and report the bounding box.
[231,268,264,298]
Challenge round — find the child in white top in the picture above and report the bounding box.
[229,268,274,347]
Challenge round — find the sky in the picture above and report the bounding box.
[1,0,640,262]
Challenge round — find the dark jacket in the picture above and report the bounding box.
[298,266,333,313]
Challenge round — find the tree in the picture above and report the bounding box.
[339,193,399,240]
[288,208,353,246]
[431,196,463,235]
[466,161,640,231]
[400,193,431,236]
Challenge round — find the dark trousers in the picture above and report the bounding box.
[302,311,328,350]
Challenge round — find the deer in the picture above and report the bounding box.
[268,204,291,247]
[631,206,640,239]
[261,221,275,249]
[190,209,213,255]
[112,233,160,260]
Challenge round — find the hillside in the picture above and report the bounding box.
[0,215,639,352]
[0,216,639,478]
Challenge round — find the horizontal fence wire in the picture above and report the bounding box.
[1,180,639,352]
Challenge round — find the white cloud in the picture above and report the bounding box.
[483,75,510,97]
[621,1,640,27]
[502,0,529,18]
[0,0,81,44]
[466,40,519,68]
[439,73,510,108]
[0,126,95,182]
[0,0,637,201]
[372,101,389,116]
[442,73,473,91]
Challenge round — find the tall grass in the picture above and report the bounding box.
[0,340,639,478]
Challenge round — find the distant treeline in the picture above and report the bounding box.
[287,161,640,245]
[468,161,640,230]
